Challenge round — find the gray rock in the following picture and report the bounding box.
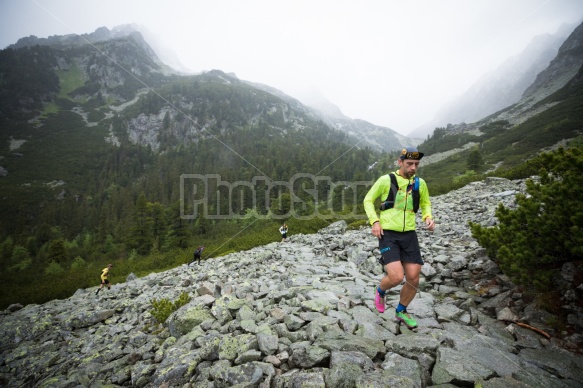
[325,361,365,387]
[432,347,496,385]
[167,304,214,337]
[381,352,424,387]
[435,303,472,325]
[329,350,376,371]
[518,348,583,381]
[213,362,264,387]
[257,332,279,355]
[356,369,419,387]
[273,369,326,387]
[289,345,330,368]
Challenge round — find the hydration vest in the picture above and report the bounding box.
[379,173,420,213]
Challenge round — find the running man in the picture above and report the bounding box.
[363,146,435,329]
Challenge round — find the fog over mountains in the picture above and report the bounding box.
[409,22,579,139]
[9,19,582,147]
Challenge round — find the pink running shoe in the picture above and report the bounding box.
[374,288,385,313]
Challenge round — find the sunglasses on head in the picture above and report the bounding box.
[401,151,420,160]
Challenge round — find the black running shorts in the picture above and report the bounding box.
[378,230,424,265]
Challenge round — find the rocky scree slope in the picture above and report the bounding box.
[0,178,582,387]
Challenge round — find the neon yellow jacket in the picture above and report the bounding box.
[100,267,110,282]
[363,171,433,232]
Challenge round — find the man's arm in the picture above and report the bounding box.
[363,177,386,225]
[419,180,435,231]
[363,177,386,238]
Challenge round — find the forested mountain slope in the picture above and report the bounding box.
[0,26,403,308]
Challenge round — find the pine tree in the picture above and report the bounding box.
[148,202,167,251]
[470,147,583,291]
[47,239,67,264]
[127,193,154,255]
[164,201,189,249]
[466,147,484,171]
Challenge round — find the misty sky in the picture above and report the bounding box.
[1,0,583,136]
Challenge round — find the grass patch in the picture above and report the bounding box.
[55,60,86,99]
[41,102,60,117]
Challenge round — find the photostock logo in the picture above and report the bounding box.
[180,173,372,220]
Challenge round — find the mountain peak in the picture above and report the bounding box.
[9,25,139,49]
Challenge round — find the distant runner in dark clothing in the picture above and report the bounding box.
[189,246,205,265]
[279,224,288,242]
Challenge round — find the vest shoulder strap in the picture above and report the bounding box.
[412,177,420,213]
[381,173,420,213]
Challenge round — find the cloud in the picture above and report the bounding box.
[1,0,582,135]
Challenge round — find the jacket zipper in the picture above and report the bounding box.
[402,179,408,232]
[402,178,413,232]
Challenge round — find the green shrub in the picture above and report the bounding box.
[70,256,87,270]
[64,239,79,251]
[10,245,30,262]
[568,135,583,148]
[470,147,583,292]
[87,109,105,122]
[0,237,14,260]
[103,235,117,254]
[173,292,191,309]
[452,170,477,184]
[9,258,32,272]
[347,219,368,230]
[150,291,191,324]
[45,261,65,275]
[150,299,173,324]
[48,239,67,263]
[128,249,139,262]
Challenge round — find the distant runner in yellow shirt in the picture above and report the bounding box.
[95,264,113,295]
